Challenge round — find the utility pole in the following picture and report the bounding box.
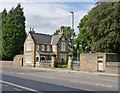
[70,12,74,70]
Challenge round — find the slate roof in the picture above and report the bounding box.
[51,34,62,45]
[30,32,62,45]
[30,32,52,45]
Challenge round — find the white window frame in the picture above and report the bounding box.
[61,42,66,51]
[41,45,45,51]
[47,45,50,51]
[26,41,32,51]
[36,45,39,51]
[25,54,32,63]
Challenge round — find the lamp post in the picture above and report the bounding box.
[70,12,74,70]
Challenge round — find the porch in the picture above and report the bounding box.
[35,51,56,67]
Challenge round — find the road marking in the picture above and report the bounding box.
[0,84,8,87]
[13,88,22,91]
[68,80,113,88]
[17,73,25,75]
[31,74,55,80]
[0,80,38,92]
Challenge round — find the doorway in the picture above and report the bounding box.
[21,57,23,66]
[97,56,104,72]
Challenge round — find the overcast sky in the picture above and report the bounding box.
[0,1,96,35]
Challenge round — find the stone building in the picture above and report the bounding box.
[20,28,70,67]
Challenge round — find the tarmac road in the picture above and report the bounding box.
[0,66,119,93]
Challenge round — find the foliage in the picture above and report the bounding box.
[75,10,92,53]
[76,2,120,54]
[53,26,76,50]
[2,3,26,60]
[87,2,120,53]
[54,26,77,59]
[0,13,2,56]
[55,58,67,68]
[58,65,67,68]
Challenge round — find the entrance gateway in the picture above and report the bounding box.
[97,56,104,71]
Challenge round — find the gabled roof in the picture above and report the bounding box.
[29,32,63,45]
[30,32,52,45]
[51,34,63,45]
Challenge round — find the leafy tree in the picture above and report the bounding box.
[0,13,2,58]
[76,2,120,54]
[87,2,120,53]
[54,26,77,60]
[54,26,76,51]
[75,10,92,53]
[2,3,26,60]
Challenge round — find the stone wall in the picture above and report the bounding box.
[73,63,80,71]
[80,53,120,73]
[106,62,119,67]
[13,54,23,67]
[0,61,13,66]
[39,63,51,68]
[105,66,119,73]
[80,53,106,72]
[105,62,120,73]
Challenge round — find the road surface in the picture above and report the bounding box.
[0,66,119,93]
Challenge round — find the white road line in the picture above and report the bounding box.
[31,74,55,79]
[0,80,38,92]
[69,80,113,88]
[17,73,25,74]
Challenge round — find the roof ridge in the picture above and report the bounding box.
[34,32,52,36]
[53,34,62,36]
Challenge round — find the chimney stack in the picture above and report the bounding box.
[28,27,35,33]
[58,27,63,34]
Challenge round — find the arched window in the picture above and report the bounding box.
[36,56,39,62]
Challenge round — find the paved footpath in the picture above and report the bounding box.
[21,66,120,77]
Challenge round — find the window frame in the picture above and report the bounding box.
[41,45,45,51]
[26,41,32,51]
[25,54,32,63]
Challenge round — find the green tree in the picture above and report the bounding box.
[13,4,26,55]
[76,2,120,54]
[75,10,92,53]
[0,12,2,58]
[2,3,26,60]
[87,2,120,53]
[1,8,8,59]
[54,26,76,51]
